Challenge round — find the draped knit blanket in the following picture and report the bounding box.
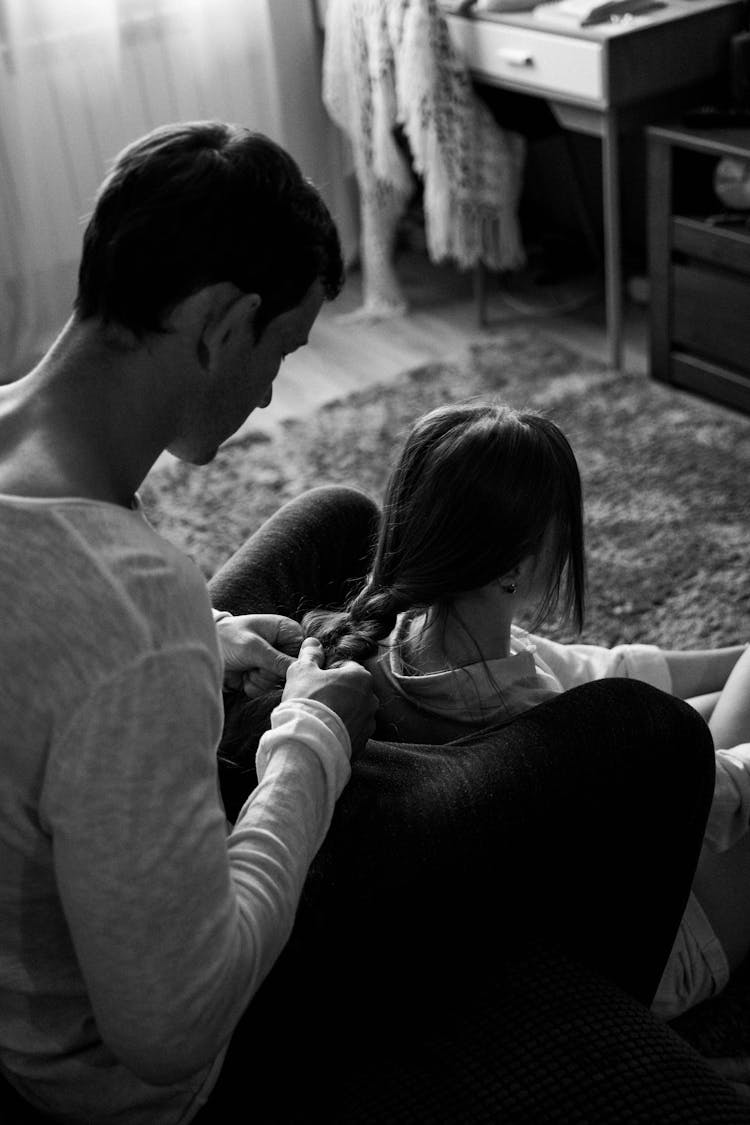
[322,0,526,273]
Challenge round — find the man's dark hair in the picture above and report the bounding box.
[75,121,344,336]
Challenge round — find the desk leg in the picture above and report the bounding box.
[647,135,672,383]
[601,110,623,373]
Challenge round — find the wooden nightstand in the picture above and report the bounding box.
[648,123,750,414]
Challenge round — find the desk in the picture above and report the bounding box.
[443,0,746,371]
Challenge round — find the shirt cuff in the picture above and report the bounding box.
[256,699,352,804]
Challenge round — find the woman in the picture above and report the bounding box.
[303,401,750,1020]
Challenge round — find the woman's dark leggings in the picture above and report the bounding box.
[201,485,721,1121]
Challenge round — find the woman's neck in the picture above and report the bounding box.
[405,592,515,673]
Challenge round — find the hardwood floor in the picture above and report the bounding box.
[247,249,649,435]
[152,249,649,470]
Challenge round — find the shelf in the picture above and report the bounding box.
[648,123,750,158]
[648,120,750,414]
[671,351,750,414]
[672,215,750,274]
[672,260,750,371]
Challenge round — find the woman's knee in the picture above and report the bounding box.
[209,486,379,614]
[287,484,379,527]
[246,485,378,547]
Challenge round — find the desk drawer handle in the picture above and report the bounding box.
[498,48,534,67]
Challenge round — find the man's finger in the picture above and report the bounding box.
[275,618,305,655]
[243,669,284,698]
[245,634,296,679]
[293,636,324,667]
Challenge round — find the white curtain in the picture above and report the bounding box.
[0,0,356,378]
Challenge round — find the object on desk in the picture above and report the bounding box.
[581,0,665,24]
[437,0,539,13]
[533,0,665,25]
[714,157,750,210]
[436,0,478,12]
[474,0,539,11]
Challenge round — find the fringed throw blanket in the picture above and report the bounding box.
[323,0,526,314]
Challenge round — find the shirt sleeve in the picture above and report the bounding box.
[706,743,750,852]
[39,646,349,1087]
[225,698,351,999]
[526,633,673,694]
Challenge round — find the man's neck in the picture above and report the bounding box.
[0,318,173,507]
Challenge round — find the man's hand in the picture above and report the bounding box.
[283,637,378,755]
[216,613,304,696]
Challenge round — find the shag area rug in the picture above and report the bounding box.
[142,326,750,651]
[142,325,750,1061]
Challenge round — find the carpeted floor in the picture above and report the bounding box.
[142,326,750,651]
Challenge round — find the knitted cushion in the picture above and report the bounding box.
[323,945,750,1125]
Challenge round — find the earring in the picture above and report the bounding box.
[501,582,517,594]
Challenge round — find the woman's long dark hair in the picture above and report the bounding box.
[303,401,585,666]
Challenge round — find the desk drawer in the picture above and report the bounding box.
[446,15,603,103]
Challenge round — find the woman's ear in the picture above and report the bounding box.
[497,565,522,595]
[512,550,552,607]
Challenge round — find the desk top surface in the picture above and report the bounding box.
[444,0,745,42]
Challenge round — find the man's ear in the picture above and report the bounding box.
[176,284,262,369]
[201,288,262,367]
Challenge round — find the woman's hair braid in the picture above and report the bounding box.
[302,585,401,665]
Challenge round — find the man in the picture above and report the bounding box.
[0,119,740,1125]
[0,121,376,1122]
